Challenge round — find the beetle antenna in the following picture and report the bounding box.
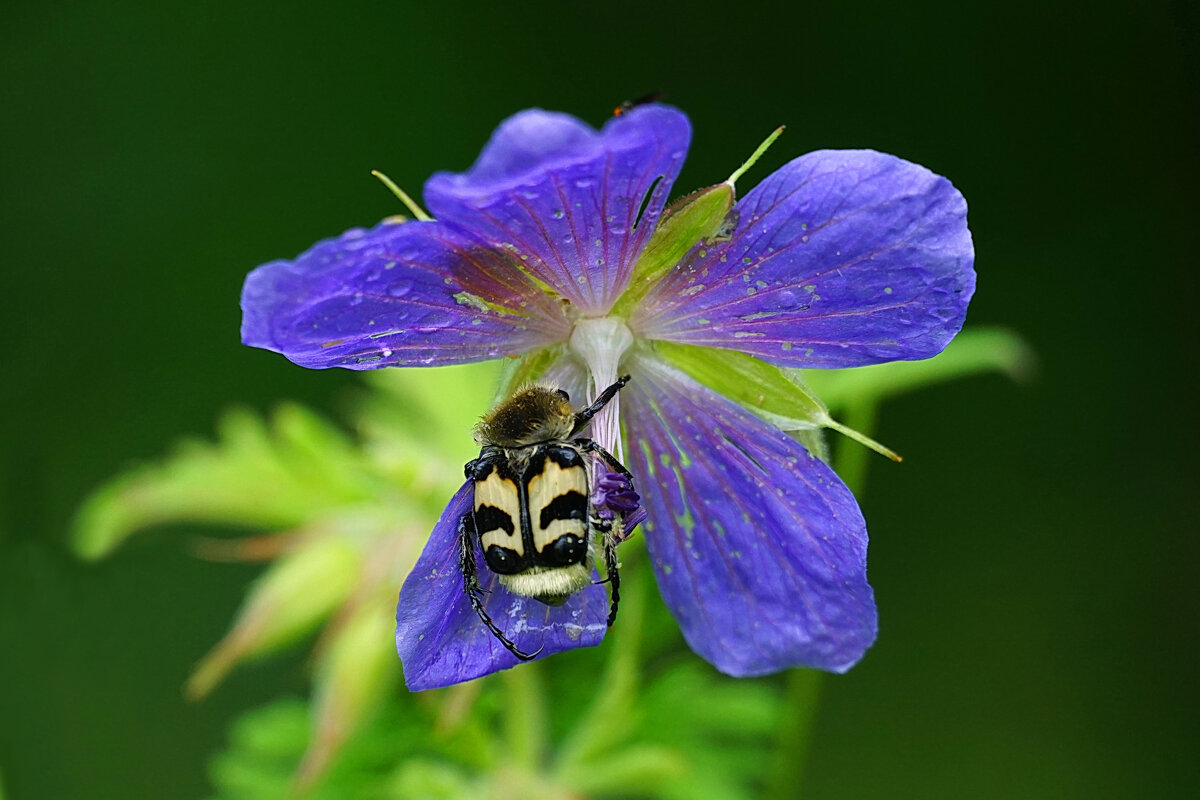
[572,375,630,434]
[458,515,542,661]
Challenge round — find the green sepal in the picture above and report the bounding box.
[611,183,735,316]
[654,340,826,428]
[491,345,565,403]
[653,340,899,461]
[801,326,1034,411]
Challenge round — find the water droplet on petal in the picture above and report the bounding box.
[552,209,564,219]
[388,280,413,298]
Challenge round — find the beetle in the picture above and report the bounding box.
[460,376,634,660]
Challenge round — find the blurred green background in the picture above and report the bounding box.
[2,0,1197,797]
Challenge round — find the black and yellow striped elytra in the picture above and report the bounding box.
[459,376,632,661]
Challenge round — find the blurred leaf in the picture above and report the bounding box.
[802,326,1034,411]
[634,663,783,800]
[208,697,424,800]
[296,596,401,790]
[207,700,311,800]
[71,403,383,560]
[554,565,649,774]
[362,363,498,447]
[565,747,687,797]
[187,536,362,699]
[492,346,565,403]
[387,759,473,800]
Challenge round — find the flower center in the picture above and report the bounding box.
[568,317,633,457]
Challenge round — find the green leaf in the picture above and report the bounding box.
[207,695,435,800]
[71,404,380,560]
[802,326,1034,411]
[631,663,783,800]
[295,597,401,790]
[563,746,687,797]
[387,760,474,800]
[362,362,499,448]
[553,565,649,774]
[186,535,363,699]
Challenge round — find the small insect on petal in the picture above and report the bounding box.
[395,377,645,688]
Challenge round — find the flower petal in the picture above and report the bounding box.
[395,481,609,691]
[241,219,568,369]
[424,106,691,314]
[634,150,975,368]
[621,356,877,675]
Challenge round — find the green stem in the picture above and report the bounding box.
[554,563,646,783]
[501,660,547,769]
[766,397,881,798]
[766,669,824,798]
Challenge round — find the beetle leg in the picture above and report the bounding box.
[459,512,542,661]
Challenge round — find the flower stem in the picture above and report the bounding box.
[501,659,547,769]
[832,399,880,497]
[766,669,824,798]
[766,396,881,798]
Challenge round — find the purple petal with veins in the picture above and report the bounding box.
[425,105,691,314]
[242,219,568,369]
[621,356,877,675]
[634,150,974,368]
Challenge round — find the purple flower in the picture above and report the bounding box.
[241,105,975,690]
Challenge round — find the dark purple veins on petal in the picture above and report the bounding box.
[395,481,609,691]
[634,150,976,368]
[621,356,877,676]
[241,219,569,369]
[424,105,692,314]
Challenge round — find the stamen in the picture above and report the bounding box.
[726,125,786,187]
[370,170,433,221]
